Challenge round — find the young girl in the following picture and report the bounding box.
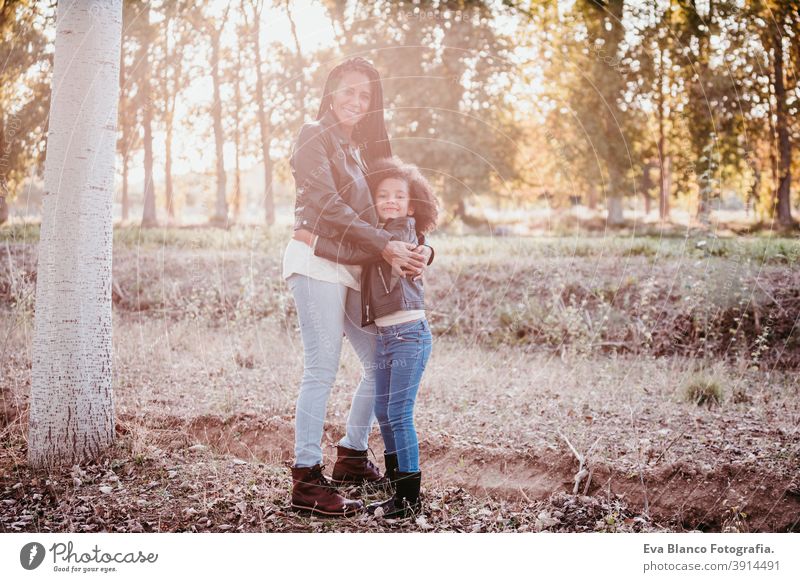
[311,156,439,518]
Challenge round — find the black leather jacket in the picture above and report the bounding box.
[314,216,426,327]
[290,109,393,256]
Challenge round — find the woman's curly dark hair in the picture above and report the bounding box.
[367,156,440,235]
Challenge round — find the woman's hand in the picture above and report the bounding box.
[293,228,316,247]
[381,240,426,277]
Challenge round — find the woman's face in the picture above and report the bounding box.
[330,70,372,129]
[375,177,413,221]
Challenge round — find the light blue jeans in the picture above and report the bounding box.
[286,273,378,468]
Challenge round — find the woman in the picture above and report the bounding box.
[283,57,433,517]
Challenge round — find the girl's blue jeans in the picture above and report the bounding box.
[374,318,433,473]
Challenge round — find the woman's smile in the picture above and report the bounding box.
[331,70,372,130]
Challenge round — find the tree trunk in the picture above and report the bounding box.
[772,25,794,227]
[607,165,625,225]
[285,0,306,115]
[233,43,242,221]
[139,3,156,228]
[0,110,8,225]
[657,128,669,220]
[660,155,671,221]
[641,164,652,216]
[118,22,130,224]
[748,158,760,218]
[162,12,175,223]
[766,50,779,217]
[607,195,624,226]
[121,156,129,222]
[252,13,274,225]
[587,185,597,210]
[165,128,174,222]
[29,0,121,469]
[210,29,227,226]
[657,50,670,221]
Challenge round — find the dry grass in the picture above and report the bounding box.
[1,230,799,532]
[2,310,799,532]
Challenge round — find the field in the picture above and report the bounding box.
[1,226,799,532]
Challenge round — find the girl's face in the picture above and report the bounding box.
[375,177,414,221]
[330,71,372,129]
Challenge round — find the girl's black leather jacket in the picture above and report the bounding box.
[314,216,426,327]
[290,109,393,256]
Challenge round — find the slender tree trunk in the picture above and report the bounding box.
[163,17,175,223]
[659,1,672,221]
[766,50,779,216]
[661,155,671,220]
[233,45,242,221]
[141,88,156,226]
[696,169,713,226]
[772,25,794,226]
[29,0,121,469]
[210,29,227,225]
[657,49,670,220]
[658,137,670,220]
[118,42,129,224]
[607,165,624,225]
[0,110,8,225]
[285,0,306,115]
[748,158,761,218]
[252,12,274,225]
[587,185,598,211]
[139,3,156,228]
[121,156,129,222]
[165,128,174,221]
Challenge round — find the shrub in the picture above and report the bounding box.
[684,375,723,407]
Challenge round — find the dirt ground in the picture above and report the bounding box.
[2,316,798,532]
[1,233,799,532]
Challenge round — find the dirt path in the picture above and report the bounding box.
[175,412,800,532]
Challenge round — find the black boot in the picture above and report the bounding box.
[367,471,421,519]
[383,452,399,491]
[363,451,398,494]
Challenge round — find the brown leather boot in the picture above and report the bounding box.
[291,464,363,517]
[331,445,383,486]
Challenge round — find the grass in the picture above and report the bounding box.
[2,222,799,263]
[683,374,724,407]
[3,311,799,531]
[2,229,800,531]
[3,227,798,370]
[431,233,800,264]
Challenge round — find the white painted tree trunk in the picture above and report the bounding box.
[28,0,122,469]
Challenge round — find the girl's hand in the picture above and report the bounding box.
[406,244,432,281]
[293,228,316,247]
[381,240,426,277]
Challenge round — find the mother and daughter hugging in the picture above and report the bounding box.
[282,56,441,519]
